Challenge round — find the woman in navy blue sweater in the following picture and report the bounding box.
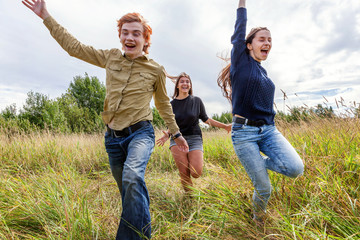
[218,0,304,224]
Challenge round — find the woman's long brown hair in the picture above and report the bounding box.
[217,59,232,102]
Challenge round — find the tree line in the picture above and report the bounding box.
[1,73,105,133]
[0,73,204,133]
[1,73,359,134]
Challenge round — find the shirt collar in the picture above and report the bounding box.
[123,53,150,61]
[142,54,150,61]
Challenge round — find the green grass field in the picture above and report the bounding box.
[1,118,359,239]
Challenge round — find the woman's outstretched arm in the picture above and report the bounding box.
[205,118,232,133]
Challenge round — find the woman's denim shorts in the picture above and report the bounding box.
[170,134,203,152]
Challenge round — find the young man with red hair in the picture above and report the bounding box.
[22,0,188,239]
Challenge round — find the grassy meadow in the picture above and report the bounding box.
[0,117,359,239]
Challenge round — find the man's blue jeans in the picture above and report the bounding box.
[105,123,155,240]
[231,123,304,218]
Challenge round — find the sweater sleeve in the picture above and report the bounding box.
[231,8,247,45]
[230,8,248,69]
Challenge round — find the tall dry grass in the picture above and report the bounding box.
[0,117,359,239]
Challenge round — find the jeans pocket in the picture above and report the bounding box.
[143,124,155,138]
[232,122,245,131]
[104,131,123,147]
[104,131,111,144]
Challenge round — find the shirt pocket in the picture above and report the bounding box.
[140,72,155,92]
[108,63,122,71]
[107,64,129,88]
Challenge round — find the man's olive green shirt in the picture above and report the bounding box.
[43,16,179,134]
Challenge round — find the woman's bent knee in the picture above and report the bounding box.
[288,162,304,178]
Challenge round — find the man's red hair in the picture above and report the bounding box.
[117,13,152,54]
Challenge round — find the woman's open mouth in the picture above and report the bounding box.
[261,49,269,56]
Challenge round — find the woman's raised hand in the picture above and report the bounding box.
[22,0,50,19]
[224,123,232,133]
[238,0,246,8]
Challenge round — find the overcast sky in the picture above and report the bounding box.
[1,0,360,117]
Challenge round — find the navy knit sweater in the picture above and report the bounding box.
[230,7,276,125]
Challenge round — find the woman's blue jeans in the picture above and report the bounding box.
[105,123,155,240]
[231,122,304,218]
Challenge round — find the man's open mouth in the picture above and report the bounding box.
[125,43,136,49]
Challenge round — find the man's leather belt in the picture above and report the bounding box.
[107,120,150,138]
[233,116,265,127]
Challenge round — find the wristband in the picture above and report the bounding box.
[171,132,182,140]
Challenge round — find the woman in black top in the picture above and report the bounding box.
[157,72,231,193]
